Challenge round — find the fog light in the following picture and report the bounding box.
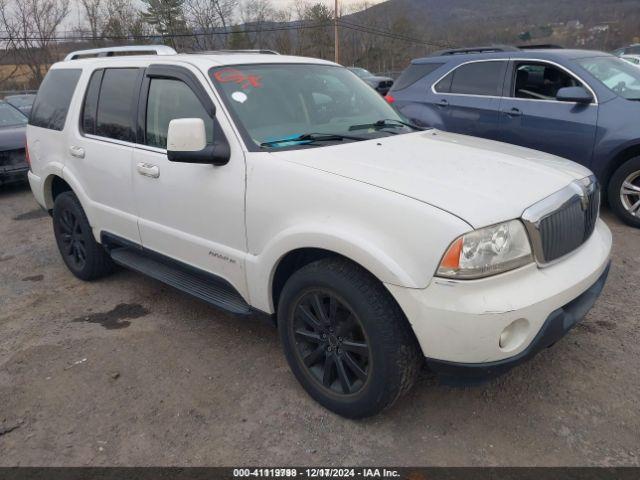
[499,318,530,352]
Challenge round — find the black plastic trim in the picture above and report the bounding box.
[79,68,103,136]
[426,261,611,385]
[146,64,216,117]
[137,64,230,164]
[100,232,255,316]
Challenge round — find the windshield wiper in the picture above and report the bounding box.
[260,132,366,148]
[348,118,425,132]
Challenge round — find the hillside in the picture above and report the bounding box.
[346,0,640,51]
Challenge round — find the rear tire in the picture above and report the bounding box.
[52,191,114,280]
[277,257,422,418]
[608,156,640,228]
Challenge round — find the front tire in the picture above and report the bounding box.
[278,257,421,418]
[608,156,640,228]
[52,191,114,280]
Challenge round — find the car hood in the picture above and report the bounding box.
[279,130,593,228]
[365,75,393,84]
[0,125,26,151]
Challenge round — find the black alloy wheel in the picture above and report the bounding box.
[291,290,371,396]
[52,191,114,280]
[278,257,422,418]
[56,207,87,270]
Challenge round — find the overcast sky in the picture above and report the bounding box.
[271,0,383,7]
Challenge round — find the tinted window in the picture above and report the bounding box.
[145,78,213,149]
[448,61,507,96]
[394,63,444,91]
[0,102,27,127]
[513,63,583,100]
[29,69,81,130]
[95,68,140,142]
[434,71,453,93]
[81,70,103,134]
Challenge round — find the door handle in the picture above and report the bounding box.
[504,107,523,117]
[437,99,449,107]
[137,162,160,178]
[69,145,85,159]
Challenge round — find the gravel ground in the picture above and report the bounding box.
[0,183,639,466]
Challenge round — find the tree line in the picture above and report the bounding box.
[0,0,431,89]
[1,0,638,90]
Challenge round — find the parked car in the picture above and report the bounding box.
[613,44,640,57]
[0,100,28,185]
[622,55,640,67]
[388,46,640,227]
[27,45,611,418]
[348,67,394,95]
[3,94,36,117]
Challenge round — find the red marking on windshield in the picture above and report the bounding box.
[213,68,262,89]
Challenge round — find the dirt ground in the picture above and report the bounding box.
[0,182,639,467]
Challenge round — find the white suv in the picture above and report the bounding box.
[27,46,612,418]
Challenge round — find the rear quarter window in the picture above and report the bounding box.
[393,63,444,91]
[29,69,82,131]
[435,61,507,96]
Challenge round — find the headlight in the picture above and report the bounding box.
[436,220,533,279]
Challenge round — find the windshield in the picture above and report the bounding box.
[0,102,27,127]
[210,64,410,150]
[349,67,373,78]
[5,95,34,108]
[577,56,640,100]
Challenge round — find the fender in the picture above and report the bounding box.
[397,102,446,129]
[595,137,640,183]
[39,162,66,209]
[246,224,433,313]
[48,167,106,243]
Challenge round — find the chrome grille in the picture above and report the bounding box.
[522,176,599,265]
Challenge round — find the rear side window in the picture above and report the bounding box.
[29,69,82,131]
[435,61,507,96]
[94,68,140,142]
[393,63,444,91]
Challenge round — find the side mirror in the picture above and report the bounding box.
[166,118,230,166]
[556,86,593,104]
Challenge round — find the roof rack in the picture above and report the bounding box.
[430,44,565,57]
[191,49,280,55]
[517,44,564,50]
[431,45,519,56]
[64,45,177,61]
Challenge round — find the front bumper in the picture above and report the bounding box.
[426,261,610,383]
[386,218,612,373]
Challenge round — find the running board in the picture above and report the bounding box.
[109,247,252,315]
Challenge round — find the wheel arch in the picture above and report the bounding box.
[271,248,371,314]
[250,228,421,315]
[43,174,73,210]
[600,142,640,192]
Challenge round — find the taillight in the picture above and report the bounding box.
[25,143,31,170]
[384,94,395,104]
